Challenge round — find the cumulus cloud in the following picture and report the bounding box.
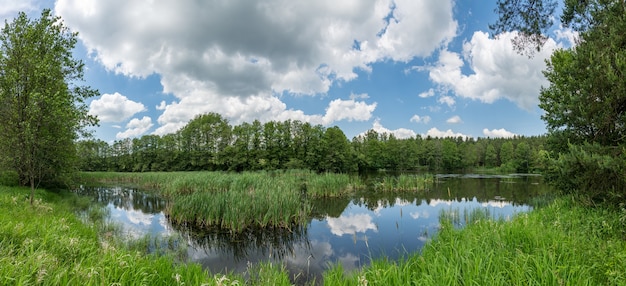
[116,116,153,139]
[0,0,36,19]
[410,114,431,124]
[438,95,456,107]
[428,31,557,110]
[423,127,469,139]
[418,88,435,98]
[446,115,462,124]
[322,99,377,125]
[89,92,146,122]
[370,119,417,139]
[156,101,167,111]
[55,0,457,134]
[483,128,517,138]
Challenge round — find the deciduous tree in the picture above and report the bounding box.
[0,10,98,203]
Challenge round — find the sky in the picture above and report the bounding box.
[2,0,577,142]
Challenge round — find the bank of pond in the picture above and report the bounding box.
[2,171,625,285]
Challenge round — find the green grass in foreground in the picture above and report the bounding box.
[0,186,289,285]
[325,196,626,285]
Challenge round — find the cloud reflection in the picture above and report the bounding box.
[326,213,377,236]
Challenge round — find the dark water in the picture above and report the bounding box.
[74,174,551,284]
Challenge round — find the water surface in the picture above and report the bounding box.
[75,173,550,284]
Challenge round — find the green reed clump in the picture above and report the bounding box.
[324,196,626,285]
[167,172,311,232]
[81,170,361,232]
[304,172,363,197]
[375,174,433,192]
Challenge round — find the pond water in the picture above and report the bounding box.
[74,174,551,284]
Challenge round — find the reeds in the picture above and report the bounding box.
[375,174,433,192]
[80,170,362,233]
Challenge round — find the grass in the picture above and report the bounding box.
[78,170,363,233]
[324,196,626,285]
[3,180,626,285]
[0,185,295,285]
[374,174,434,192]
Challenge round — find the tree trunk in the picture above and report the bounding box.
[30,176,34,206]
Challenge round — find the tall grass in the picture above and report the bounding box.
[324,196,626,285]
[79,170,362,233]
[375,174,433,192]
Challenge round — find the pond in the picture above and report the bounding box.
[74,173,551,285]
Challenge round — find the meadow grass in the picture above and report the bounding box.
[324,196,626,285]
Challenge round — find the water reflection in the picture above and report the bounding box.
[75,174,551,285]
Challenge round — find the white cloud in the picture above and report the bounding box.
[428,31,557,110]
[0,0,36,20]
[349,92,370,100]
[116,116,153,139]
[410,114,431,124]
[370,119,417,139]
[446,115,462,124]
[554,25,579,47]
[482,128,517,138]
[423,127,469,139]
[438,95,456,107]
[152,94,377,135]
[322,99,377,125]
[156,101,167,111]
[55,0,457,135]
[418,88,435,98]
[89,92,146,122]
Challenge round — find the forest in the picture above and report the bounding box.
[76,112,549,174]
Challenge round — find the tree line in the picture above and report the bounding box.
[77,112,549,174]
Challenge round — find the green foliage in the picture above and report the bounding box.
[489,0,558,55]
[546,143,626,203]
[76,110,550,174]
[80,170,362,232]
[0,10,98,201]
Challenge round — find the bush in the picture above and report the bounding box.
[0,170,18,186]
[545,143,626,205]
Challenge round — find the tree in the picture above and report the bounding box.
[499,141,515,167]
[540,2,626,146]
[493,0,626,202]
[489,0,558,55]
[318,127,354,173]
[0,10,98,203]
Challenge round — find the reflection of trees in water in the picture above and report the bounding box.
[431,175,549,206]
[171,222,310,262]
[74,186,166,214]
[344,174,550,211]
[310,197,351,219]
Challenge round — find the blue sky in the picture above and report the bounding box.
[4,1,576,142]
